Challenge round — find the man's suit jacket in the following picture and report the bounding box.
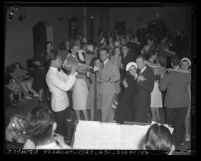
[100,60,120,95]
[160,71,191,108]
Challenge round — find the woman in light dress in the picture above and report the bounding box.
[145,49,163,123]
[63,45,89,121]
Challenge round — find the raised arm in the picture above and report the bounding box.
[47,72,76,91]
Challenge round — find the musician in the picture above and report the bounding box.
[46,53,77,138]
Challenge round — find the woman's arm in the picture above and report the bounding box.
[144,61,160,68]
[164,48,175,56]
[167,68,191,73]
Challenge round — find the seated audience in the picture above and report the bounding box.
[5,73,26,106]
[9,62,39,99]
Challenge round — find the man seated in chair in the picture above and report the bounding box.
[9,62,39,99]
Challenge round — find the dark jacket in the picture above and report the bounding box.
[133,66,155,123]
[115,74,139,123]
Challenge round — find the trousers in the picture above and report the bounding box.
[166,107,188,146]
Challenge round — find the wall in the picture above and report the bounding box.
[5,6,192,67]
[5,7,83,67]
[86,7,109,39]
[109,7,191,34]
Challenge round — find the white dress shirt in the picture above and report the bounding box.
[46,67,77,112]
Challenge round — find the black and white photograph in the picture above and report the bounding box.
[4,2,196,155]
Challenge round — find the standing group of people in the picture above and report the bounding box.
[43,32,191,148]
[6,27,191,149]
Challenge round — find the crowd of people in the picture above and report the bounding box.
[5,26,191,152]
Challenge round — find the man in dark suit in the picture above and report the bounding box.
[133,55,155,123]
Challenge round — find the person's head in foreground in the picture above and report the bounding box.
[25,107,56,146]
[24,106,70,149]
[144,123,175,155]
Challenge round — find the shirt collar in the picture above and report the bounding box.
[49,67,58,71]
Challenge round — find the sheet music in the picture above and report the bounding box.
[120,124,150,150]
[97,122,121,149]
[73,121,174,150]
[73,121,100,149]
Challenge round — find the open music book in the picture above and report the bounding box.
[73,121,173,150]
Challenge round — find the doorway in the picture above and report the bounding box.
[32,21,53,55]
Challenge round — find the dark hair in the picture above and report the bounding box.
[171,55,180,66]
[58,42,66,50]
[99,47,108,53]
[112,46,121,56]
[130,34,137,40]
[147,48,158,60]
[50,50,62,61]
[136,54,146,61]
[122,44,130,50]
[25,106,55,146]
[90,57,101,67]
[158,55,167,67]
[146,34,156,43]
[144,124,173,153]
